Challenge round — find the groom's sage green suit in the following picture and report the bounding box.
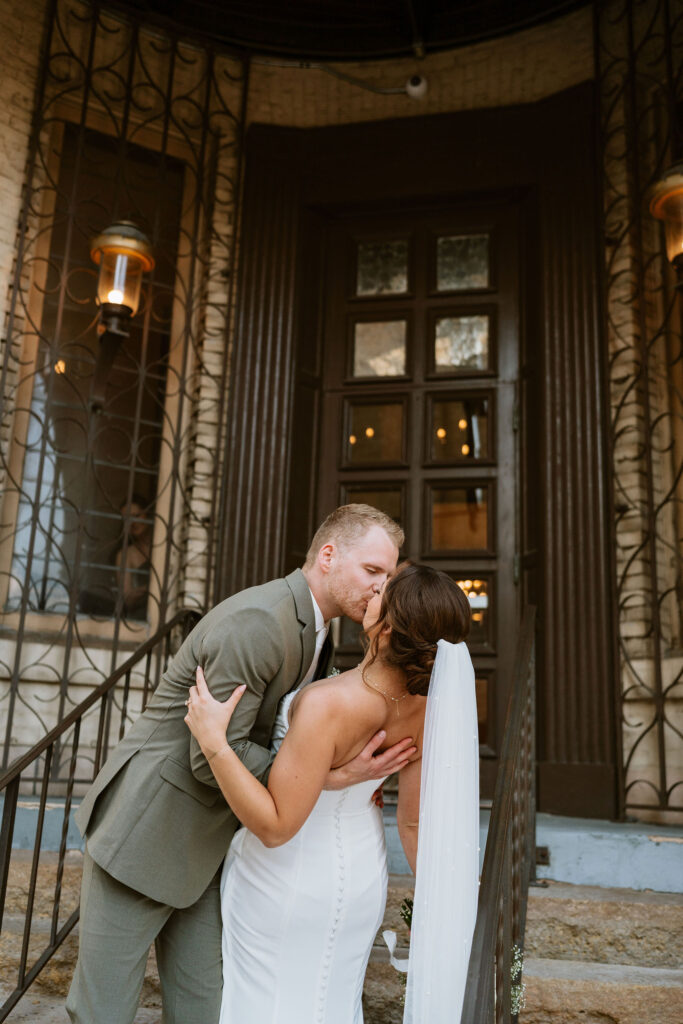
[67,569,333,1024]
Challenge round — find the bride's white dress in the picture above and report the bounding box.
[219,690,388,1024]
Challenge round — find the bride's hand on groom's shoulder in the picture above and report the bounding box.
[184,666,246,758]
[324,732,417,791]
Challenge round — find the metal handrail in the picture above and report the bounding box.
[0,607,202,1021]
[462,605,537,1023]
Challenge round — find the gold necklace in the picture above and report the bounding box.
[360,665,410,717]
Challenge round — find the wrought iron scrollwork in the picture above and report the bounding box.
[0,0,247,776]
[596,0,683,817]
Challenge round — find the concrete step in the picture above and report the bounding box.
[520,958,683,1024]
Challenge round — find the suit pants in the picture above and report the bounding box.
[66,847,223,1024]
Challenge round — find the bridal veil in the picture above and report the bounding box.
[403,638,480,1023]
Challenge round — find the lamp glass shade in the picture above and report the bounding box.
[658,190,683,266]
[96,250,144,314]
[650,165,683,268]
[90,221,154,318]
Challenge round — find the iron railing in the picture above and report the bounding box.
[0,607,200,1021]
[462,606,537,1023]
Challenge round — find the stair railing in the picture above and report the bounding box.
[462,605,537,1023]
[0,608,201,1021]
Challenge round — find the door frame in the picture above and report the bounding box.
[216,82,620,819]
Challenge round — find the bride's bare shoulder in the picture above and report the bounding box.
[289,671,369,719]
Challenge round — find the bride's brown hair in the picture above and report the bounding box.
[363,563,471,696]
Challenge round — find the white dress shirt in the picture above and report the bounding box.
[299,588,329,688]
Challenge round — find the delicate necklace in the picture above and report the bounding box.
[360,665,410,717]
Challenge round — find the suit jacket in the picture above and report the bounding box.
[75,569,335,908]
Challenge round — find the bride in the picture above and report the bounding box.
[185,562,478,1023]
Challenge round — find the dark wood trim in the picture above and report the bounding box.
[215,141,301,597]
[216,82,619,817]
[538,763,617,820]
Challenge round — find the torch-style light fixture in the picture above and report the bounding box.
[650,162,683,279]
[89,221,154,411]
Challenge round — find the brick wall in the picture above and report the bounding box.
[0,0,45,495]
[245,6,593,126]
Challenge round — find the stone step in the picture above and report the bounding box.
[524,880,683,969]
[377,877,683,968]
[520,957,683,1024]
[0,989,160,1023]
[4,857,682,1022]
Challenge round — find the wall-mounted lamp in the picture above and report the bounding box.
[89,220,154,411]
[650,162,683,284]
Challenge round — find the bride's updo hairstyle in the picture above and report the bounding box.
[364,563,471,696]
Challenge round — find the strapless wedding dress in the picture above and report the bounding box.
[219,690,389,1023]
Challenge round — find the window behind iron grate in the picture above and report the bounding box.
[7,121,185,622]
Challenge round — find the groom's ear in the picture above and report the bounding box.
[318,542,335,574]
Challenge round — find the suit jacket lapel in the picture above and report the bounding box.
[285,568,316,689]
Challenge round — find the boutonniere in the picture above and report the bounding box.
[327,667,341,677]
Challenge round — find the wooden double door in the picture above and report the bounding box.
[315,200,522,797]
[222,94,619,819]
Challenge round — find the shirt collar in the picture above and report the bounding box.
[307,586,327,633]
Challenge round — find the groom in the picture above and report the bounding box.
[67,504,412,1024]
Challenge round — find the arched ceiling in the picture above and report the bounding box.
[114,1,588,60]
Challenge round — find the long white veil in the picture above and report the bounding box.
[400,639,480,1023]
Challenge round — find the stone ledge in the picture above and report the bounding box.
[521,963,683,1024]
[524,958,683,987]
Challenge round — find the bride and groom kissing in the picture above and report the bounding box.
[66,503,480,1024]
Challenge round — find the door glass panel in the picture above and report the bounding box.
[430,485,489,550]
[434,315,489,372]
[346,402,404,464]
[356,239,409,296]
[475,676,489,746]
[353,320,406,377]
[431,396,489,461]
[436,233,489,291]
[454,576,491,646]
[343,486,403,528]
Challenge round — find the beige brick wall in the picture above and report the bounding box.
[0,0,45,496]
[0,0,44,308]
[245,6,593,127]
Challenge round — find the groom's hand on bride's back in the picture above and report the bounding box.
[323,733,417,791]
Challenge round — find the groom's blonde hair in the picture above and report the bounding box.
[304,504,404,568]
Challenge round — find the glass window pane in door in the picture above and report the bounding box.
[430,485,488,550]
[353,320,406,377]
[431,397,489,461]
[434,315,489,372]
[347,402,403,464]
[436,234,489,291]
[356,239,409,295]
[454,576,491,646]
[343,487,403,528]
